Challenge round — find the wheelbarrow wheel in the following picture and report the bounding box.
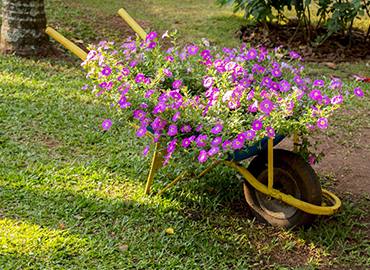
[244,149,322,228]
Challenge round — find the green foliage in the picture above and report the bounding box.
[217,0,370,47]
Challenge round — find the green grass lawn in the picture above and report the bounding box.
[0,0,369,269]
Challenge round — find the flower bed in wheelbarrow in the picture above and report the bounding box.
[81,30,363,228]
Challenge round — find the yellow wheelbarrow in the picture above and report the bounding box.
[46,8,341,228]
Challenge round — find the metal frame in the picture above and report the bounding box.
[45,7,342,217]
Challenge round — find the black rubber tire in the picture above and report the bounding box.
[244,149,322,228]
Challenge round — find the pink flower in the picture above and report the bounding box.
[331,95,343,105]
[163,68,172,76]
[137,126,147,137]
[172,112,180,122]
[168,125,178,136]
[222,140,232,150]
[182,138,191,147]
[245,130,255,140]
[252,120,262,131]
[260,99,273,114]
[310,155,314,165]
[169,91,182,99]
[317,117,328,129]
[153,131,161,143]
[173,80,182,89]
[211,137,222,146]
[142,146,150,156]
[181,125,192,133]
[133,109,147,120]
[208,147,219,156]
[102,119,112,130]
[102,67,111,76]
[309,89,322,101]
[198,150,208,162]
[232,138,244,149]
[354,88,363,97]
[135,73,145,83]
[267,126,275,138]
[211,124,223,134]
[203,77,214,88]
[196,125,204,132]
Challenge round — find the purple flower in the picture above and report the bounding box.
[181,125,192,133]
[167,143,176,153]
[267,126,275,138]
[188,46,199,55]
[169,91,182,99]
[141,103,149,108]
[247,49,257,59]
[271,69,282,77]
[321,96,330,105]
[196,134,208,147]
[168,125,178,136]
[203,77,214,88]
[182,138,191,147]
[232,138,244,149]
[173,80,181,89]
[153,131,161,143]
[279,80,291,92]
[133,109,147,120]
[137,126,147,137]
[144,78,151,84]
[313,79,325,87]
[309,89,322,101]
[129,60,137,67]
[135,73,145,83]
[163,68,172,76]
[211,137,222,146]
[145,90,154,98]
[317,117,328,129]
[222,140,232,150]
[208,147,219,156]
[310,155,314,165]
[121,68,129,76]
[102,119,112,130]
[260,99,273,114]
[354,88,363,97]
[198,150,208,162]
[148,42,156,49]
[331,95,343,105]
[307,123,315,130]
[196,125,204,132]
[142,146,150,156]
[245,130,255,140]
[252,120,262,131]
[166,56,174,62]
[294,76,304,85]
[290,51,301,59]
[211,124,223,135]
[262,76,272,87]
[172,112,180,122]
[102,67,111,76]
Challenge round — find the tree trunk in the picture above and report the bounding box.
[0,0,49,56]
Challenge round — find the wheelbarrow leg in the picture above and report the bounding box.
[144,143,164,195]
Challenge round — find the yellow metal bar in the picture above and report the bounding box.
[157,171,188,196]
[118,8,147,40]
[45,27,87,61]
[267,139,274,191]
[195,161,220,179]
[293,132,299,153]
[144,143,164,195]
[225,161,341,215]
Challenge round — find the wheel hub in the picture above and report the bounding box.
[255,168,301,219]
